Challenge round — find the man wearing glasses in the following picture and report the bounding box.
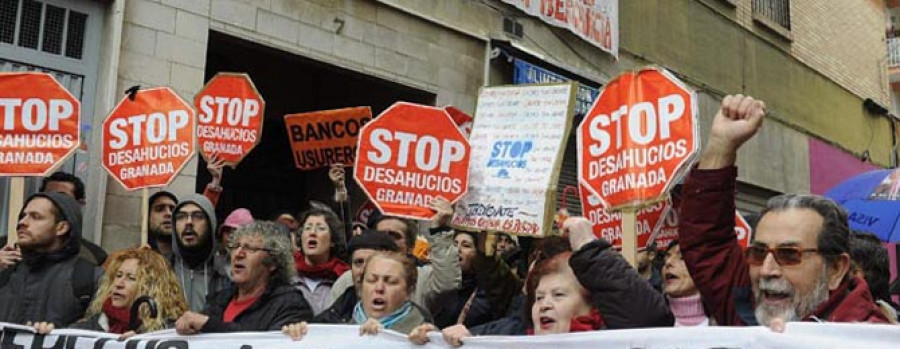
[679,95,889,326]
[176,221,313,334]
[170,194,231,312]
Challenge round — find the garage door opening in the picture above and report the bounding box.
[197,31,435,223]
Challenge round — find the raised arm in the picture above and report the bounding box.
[679,95,766,326]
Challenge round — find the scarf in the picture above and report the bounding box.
[668,293,708,326]
[352,300,413,330]
[527,309,605,335]
[102,297,136,334]
[293,251,349,281]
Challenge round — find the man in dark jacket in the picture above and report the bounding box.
[148,190,177,257]
[176,221,313,333]
[0,192,100,327]
[170,194,230,312]
[315,230,399,323]
[679,94,889,326]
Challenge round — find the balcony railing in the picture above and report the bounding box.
[889,37,900,68]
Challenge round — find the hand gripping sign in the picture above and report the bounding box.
[577,67,699,210]
[285,106,372,170]
[579,183,669,249]
[354,102,470,220]
[102,88,195,190]
[0,72,80,176]
[194,73,265,166]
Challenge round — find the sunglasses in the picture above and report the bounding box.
[745,245,820,266]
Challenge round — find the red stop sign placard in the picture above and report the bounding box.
[578,67,698,210]
[354,102,470,220]
[0,72,80,176]
[195,73,265,166]
[579,183,669,249]
[102,88,195,190]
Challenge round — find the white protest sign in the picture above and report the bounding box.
[452,83,576,237]
[2,322,898,349]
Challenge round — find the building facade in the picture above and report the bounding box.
[0,0,895,252]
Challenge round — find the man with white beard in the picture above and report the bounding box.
[678,94,889,326]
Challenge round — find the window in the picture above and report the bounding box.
[0,0,88,59]
[752,0,791,31]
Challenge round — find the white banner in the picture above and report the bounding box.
[2,322,899,348]
[451,83,576,237]
[501,0,619,58]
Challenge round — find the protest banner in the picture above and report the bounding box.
[501,0,618,58]
[101,87,195,244]
[0,72,81,245]
[651,208,753,250]
[285,106,372,171]
[444,106,473,138]
[354,199,379,224]
[354,102,470,220]
[452,83,576,237]
[577,67,699,265]
[2,322,898,349]
[579,183,669,249]
[194,73,265,166]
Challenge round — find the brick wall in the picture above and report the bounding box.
[733,0,889,104]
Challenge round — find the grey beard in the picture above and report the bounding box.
[755,264,830,326]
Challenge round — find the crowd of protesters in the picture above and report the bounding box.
[1,95,899,345]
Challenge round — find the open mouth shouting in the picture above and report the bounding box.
[305,238,319,252]
[664,272,678,283]
[181,229,198,244]
[538,315,557,330]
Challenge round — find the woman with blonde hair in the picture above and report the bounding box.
[72,247,189,336]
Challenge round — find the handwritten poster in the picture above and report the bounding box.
[452,83,576,236]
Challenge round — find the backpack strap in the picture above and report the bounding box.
[72,258,96,309]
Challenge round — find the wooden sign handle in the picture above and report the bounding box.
[5,177,24,246]
[140,188,149,247]
[621,208,638,268]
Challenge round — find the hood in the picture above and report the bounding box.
[171,194,218,266]
[20,192,82,261]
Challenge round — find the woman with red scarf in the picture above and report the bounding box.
[292,207,349,314]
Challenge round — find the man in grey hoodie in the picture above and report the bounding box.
[171,194,230,312]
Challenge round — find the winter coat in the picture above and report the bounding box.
[314,286,358,324]
[327,226,461,314]
[679,166,890,325]
[170,194,231,312]
[201,281,313,332]
[292,275,336,315]
[0,192,100,327]
[570,239,674,328]
[433,252,520,328]
[69,313,177,333]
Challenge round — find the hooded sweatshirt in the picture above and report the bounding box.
[170,194,230,312]
[0,192,99,326]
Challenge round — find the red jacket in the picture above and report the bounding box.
[679,166,889,325]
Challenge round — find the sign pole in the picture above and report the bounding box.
[621,207,638,267]
[5,177,24,246]
[140,188,149,246]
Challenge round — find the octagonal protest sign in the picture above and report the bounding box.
[579,183,670,249]
[102,87,195,190]
[0,72,80,176]
[195,73,265,166]
[354,102,470,220]
[577,67,699,210]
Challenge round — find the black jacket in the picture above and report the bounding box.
[201,281,314,332]
[314,286,358,324]
[0,192,99,327]
[569,239,674,328]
